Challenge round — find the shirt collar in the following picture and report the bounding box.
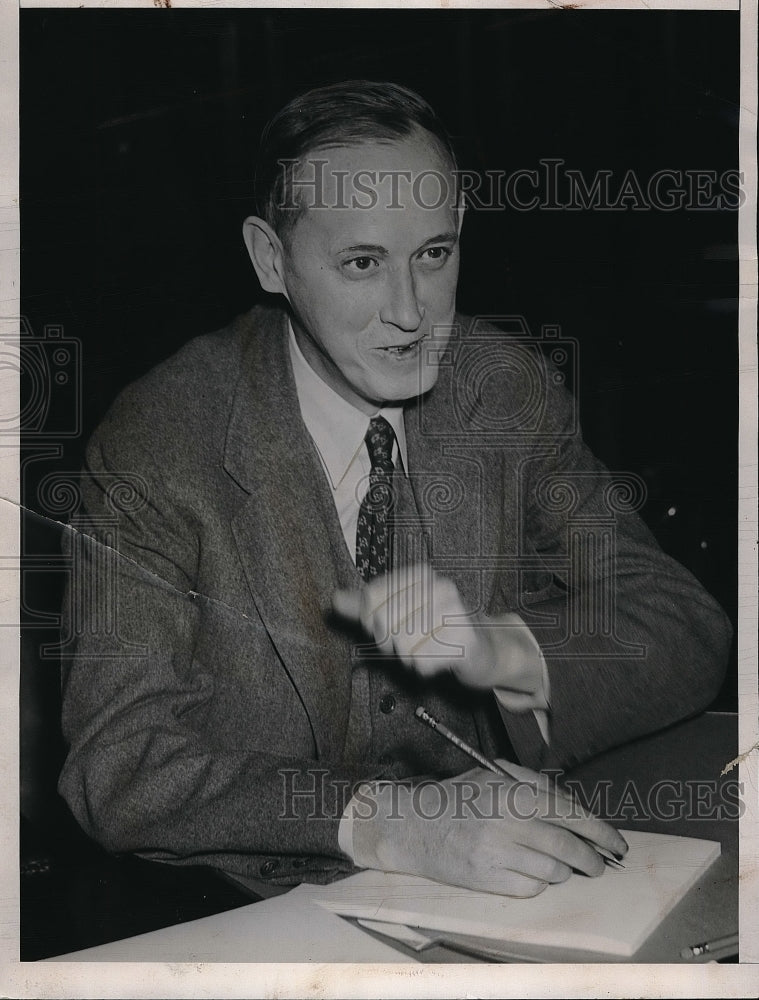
[288,321,409,489]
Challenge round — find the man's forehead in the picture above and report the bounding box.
[295,195,459,254]
[303,130,452,172]
[290,133,457,217]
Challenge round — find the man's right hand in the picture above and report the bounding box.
[348,762,628,897]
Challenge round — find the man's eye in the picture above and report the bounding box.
[344,256,379,272]
[419,246,451,265]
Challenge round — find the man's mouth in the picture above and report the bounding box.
[377,335,425,357]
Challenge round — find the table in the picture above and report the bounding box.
[50,711,738,963]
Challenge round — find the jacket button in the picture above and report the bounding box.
[379,694,396,714]
[260,859,280,876]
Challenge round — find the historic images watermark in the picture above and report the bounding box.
[276,158,745,213]
[278,768,744,823]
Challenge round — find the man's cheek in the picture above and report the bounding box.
[420,273,458,318]
[336,292,382,335]
[314,275,366,317]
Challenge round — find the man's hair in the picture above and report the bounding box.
[254,80,458,242]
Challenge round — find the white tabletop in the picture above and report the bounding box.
[51,886,409,963]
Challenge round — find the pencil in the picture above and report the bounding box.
[414,706,510,776]
[414,705,625,869]
[680,933,739,958]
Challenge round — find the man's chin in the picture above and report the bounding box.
[372,370,440,407]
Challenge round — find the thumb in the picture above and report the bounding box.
[332,588,363,622]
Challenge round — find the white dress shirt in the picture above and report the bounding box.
[288,325,409,558]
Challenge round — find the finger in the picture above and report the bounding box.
[511,818,606,878]
[450,868,549,899]
[541,807,628,860]
[495,763,627,858]
[511,777,627,860]
[400,576,470,666]
[369,592,396,657]
[396,632,444,674]
[363,574,419,658]
[390,574,430,636]
[481,871,549,898]
[353,576,421,661]
[332,588,362,622]
[482,779,604,873]
[498,843,573,884]
[362,568,426,628]
[384,570,441,669]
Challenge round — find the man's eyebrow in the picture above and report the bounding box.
[335,243,390,256]
[334,232,459,256]
[416,232,459,251]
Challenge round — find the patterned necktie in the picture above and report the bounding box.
[356,416,396,581]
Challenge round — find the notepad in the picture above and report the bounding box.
[305,830,720,957]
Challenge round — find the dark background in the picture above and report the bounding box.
[19,7,739,878]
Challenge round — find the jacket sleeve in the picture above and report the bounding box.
[499,370,732,773]
[57,422,387,885]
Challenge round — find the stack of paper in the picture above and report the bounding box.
[305,830,720,957]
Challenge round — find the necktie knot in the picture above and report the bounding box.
[365,416,395,473]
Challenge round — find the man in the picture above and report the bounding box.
[58,81,730,896]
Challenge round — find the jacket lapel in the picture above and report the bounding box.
[405,356,502,617]
[224,307,355,762]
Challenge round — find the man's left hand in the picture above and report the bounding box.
[333,563,545,706]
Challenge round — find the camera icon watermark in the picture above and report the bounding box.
[415,315,579,441]
[0,316,82,438]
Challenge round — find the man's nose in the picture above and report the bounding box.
[379,267,423,333]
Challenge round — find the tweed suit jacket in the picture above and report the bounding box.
[58,303,731,884]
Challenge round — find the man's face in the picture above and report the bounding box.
[279,131,460,414]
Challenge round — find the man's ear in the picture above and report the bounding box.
[242,216,288,296]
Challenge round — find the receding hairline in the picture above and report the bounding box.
[291,126,455,176]
[255,81,459,239]
[273,126,459,242]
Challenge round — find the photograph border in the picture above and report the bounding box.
[1,1,756,997]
